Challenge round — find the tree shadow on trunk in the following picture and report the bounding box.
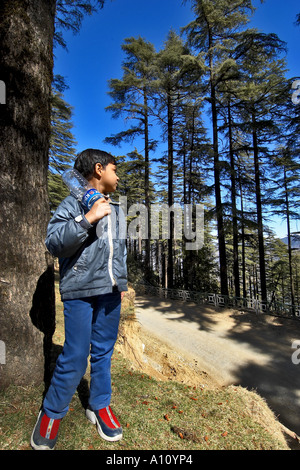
[29,261,55,387]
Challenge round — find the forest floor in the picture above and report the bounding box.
[117,293,300,450]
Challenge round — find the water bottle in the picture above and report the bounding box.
[62,168,102,210]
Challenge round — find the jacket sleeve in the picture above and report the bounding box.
[45,197,92,258]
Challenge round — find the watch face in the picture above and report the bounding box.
[75,215,83,222]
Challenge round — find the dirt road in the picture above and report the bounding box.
[134,295,300,439]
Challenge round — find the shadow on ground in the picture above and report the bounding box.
[135,294,300,446]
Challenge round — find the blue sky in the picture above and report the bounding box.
[54,0,299,237]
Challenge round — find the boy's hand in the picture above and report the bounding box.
[85,198,111,224]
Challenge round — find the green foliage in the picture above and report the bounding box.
[48,76,77,212]
[54,0,105,49]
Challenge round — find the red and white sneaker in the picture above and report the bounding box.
[31,410,61,450]
[86,406,123,441]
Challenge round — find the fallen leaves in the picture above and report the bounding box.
[171,425,201,443]
[131,388,230,448]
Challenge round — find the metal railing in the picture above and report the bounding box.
[135,282,300,319]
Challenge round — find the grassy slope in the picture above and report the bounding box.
[0,284,289,451]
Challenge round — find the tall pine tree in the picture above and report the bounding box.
[182,0,256,295]
[233,29,287,301]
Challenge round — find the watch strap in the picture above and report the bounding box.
[75,214,92,230]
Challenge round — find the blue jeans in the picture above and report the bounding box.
[43,292,121,419]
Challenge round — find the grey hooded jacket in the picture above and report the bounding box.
[45,194,128,300]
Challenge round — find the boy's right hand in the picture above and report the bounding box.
[85,198,111,225]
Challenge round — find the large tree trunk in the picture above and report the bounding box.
[252,112,267,302]
[284,165,295,314]
[0,0,56,389]
[167,89,174,289]
[143,87,151,281]
[207,27,228,297]
[228,103,240,298]
[210,82,228,296]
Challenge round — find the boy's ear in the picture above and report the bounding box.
[94,162,103,177]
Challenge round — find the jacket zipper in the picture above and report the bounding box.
[107,211,116,286]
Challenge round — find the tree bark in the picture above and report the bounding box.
[228,103,240,298]
[143,86,151,280]
[167,88,174,289]
[238,169,247,299]
[210,82,228,296]
[284,165,295,313]
[252,112,267,302]
[207,25,228,297]
[0,0,56,389]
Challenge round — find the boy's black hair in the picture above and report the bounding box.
[74,149,116,179]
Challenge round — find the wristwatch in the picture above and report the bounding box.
[75,214,92,230]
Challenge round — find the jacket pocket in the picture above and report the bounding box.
[72,250,89,278]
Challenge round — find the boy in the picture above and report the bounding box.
[31,149,127,450]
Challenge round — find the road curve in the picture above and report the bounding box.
[134,294,300,439]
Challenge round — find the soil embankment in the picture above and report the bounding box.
[117,293,300,449]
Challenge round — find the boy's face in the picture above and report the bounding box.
[99,163,119,194]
